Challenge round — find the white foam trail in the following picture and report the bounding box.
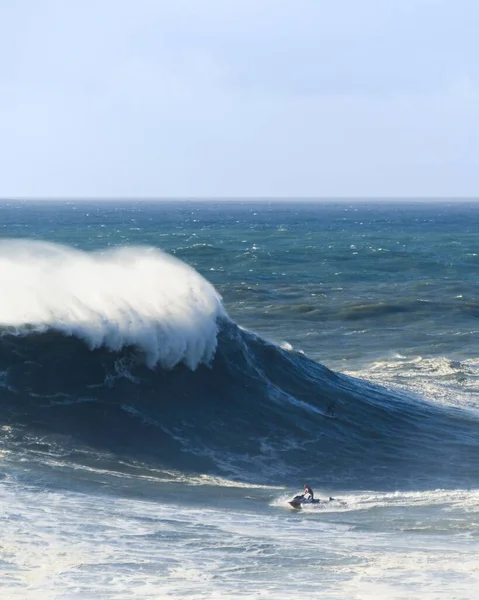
[345,355,479,413]
[0,240,225,369]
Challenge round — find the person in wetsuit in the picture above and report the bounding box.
[303,484,314,500]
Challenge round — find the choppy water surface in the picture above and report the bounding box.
[1,200,479,599]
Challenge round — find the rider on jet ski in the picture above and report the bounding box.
[303,484,314,500]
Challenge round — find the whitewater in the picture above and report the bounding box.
[1,200,479,599]
[0,240,224,368]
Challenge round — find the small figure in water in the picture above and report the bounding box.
[303,484,314,500]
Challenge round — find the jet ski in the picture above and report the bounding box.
[288,494,337,509]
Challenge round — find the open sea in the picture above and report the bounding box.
[1,200,479,599]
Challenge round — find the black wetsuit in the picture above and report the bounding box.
[304,486,314,500]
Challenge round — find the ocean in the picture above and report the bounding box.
[1,200,478,599]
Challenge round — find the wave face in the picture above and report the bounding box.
[1,241,478,488]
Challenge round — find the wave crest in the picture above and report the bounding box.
[0,240,225,368]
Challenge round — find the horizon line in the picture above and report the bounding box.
[1,196,478,203]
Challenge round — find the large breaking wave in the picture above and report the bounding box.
[1,241,478,488]
[0,240,224,369]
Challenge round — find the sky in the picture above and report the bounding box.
[0,0,478,198]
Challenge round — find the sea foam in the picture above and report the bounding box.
[0,240,225,368]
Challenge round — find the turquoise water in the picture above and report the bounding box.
[3,200,479,366]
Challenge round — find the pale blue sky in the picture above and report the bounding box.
[1,0,477,198]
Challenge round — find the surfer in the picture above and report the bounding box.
[303,484,314,500]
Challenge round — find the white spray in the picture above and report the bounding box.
[0,240,226,369]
